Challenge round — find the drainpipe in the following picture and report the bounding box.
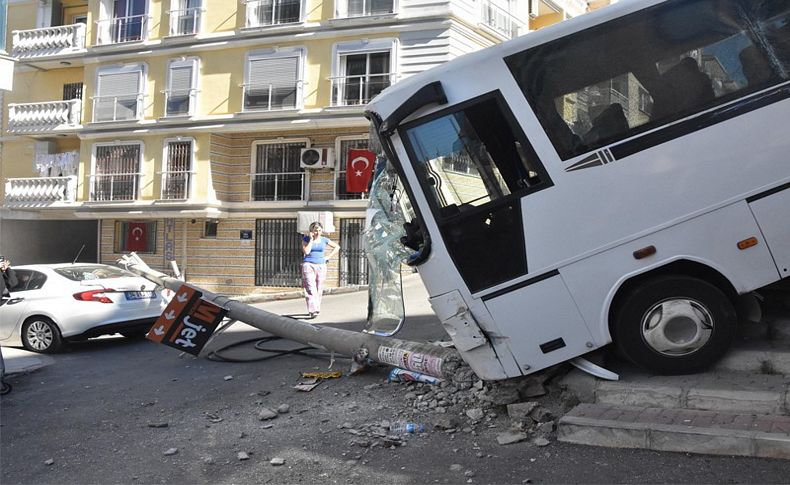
[117,254,474,387]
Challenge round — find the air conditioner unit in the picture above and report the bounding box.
[300,147,334,169]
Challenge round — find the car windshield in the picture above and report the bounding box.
[54,265,138,281]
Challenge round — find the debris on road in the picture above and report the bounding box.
[163,448,178,456]
[44,459,54,466]
[223,375,234,381]
[301,371,341,379]
[237,452,250,461]
[258,408,278,420]
[270,457,285,466]
[147,422,169,428]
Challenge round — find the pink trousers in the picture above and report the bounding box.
[302,262,327,313]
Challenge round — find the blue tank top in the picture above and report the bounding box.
[303,236,328,264]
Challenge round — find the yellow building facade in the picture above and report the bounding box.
[1,0,597,295]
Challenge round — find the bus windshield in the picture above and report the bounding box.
[362,127,416,336]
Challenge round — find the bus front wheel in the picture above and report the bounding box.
[613,275,737,375]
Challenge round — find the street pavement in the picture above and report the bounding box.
[1,275,789,484]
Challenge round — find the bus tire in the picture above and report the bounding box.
[613,275,737,375]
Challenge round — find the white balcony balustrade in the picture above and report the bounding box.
[11,23,87,58]
[330,73,394,106]
[8,100,82,134]
[96,14,149,45]
[481,0,525,39]
[4,176,78,207]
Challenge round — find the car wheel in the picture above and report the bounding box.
[613,275,737,375]
[21,317,63,354]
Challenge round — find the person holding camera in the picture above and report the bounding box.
[301,222,340,319]
[1,256,18,306]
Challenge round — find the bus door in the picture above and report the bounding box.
[398,91,596,372]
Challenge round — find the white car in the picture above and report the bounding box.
[0,263,167,353]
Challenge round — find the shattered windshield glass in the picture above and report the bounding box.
[362,125,416,336]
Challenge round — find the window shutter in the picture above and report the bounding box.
[348,0,364,16]
[169,63,194,94]
[248,56,298,94]
[98,71,140,97]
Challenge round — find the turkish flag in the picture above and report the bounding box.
[126,222,148,252]
[346,149,376,193]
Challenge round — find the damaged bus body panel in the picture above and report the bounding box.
[364,0,790,377]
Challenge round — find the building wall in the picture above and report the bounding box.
[0,219,98,264]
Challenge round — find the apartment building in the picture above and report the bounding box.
[1,0,593,295]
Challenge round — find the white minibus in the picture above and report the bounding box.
[364,0,790,378]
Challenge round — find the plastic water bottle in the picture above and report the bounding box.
[389,421,426,434]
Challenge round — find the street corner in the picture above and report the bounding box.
[1,347,54,376]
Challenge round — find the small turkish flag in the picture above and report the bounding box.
[346,149,376,193]
[126,222,148,252]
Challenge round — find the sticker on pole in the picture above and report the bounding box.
[147,284,227,355]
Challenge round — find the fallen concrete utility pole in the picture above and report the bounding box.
[118,255,474,386]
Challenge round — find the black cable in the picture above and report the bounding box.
[205,334,353,363]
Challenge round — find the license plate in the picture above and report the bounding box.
[125,291,156,301]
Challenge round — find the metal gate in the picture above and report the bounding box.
[255,219,302,287]
[339,218,368,286]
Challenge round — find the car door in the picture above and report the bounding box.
[0,270,47,340]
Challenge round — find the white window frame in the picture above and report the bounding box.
[249,137,311,202]
[89,141,145,201]
[243,47,305,112]
[164,57,199,117]
[96,0,150,45]
[160,137,196,200]
[168,0,203,36]
[331,39,397,107]
[245,0,306,28]
[334,135,370,200]
[93,63,146,122]
[334,0,397,18]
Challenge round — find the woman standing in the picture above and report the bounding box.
[301,222,340,318]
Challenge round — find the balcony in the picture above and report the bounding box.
[481,0,526,39]
[245,0,301,28]
[250,172,305,201]
[549,0,588,17]
[7,100,82,134]
[11,23,87,59]
[242,82,301,111]
[89,173,141,201]
[330,73,394,106]
[92,94,143,122]
[96,15,149,45]
[4,176,78,208]
[168,7,203,36]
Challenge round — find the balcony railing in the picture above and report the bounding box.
[96,14,149,45]
[92,94,143,122]
[160,171,193,199]
[552,0,588,17]
[242,82,301,111]
[250,172,305,201]
[481,0,525,39]
[245,0,301,28]
[168,7,203,36]
[11,23,87,58]
[338,0,394,17]
[8,99,82,134]
[4,176,78,207]
[330,73,394,106]
[89,173,141,201]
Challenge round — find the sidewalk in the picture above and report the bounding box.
[1,347,51,376]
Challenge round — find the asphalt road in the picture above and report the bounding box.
[1,275,789,484]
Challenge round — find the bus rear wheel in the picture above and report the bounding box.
[613,275,737,375]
